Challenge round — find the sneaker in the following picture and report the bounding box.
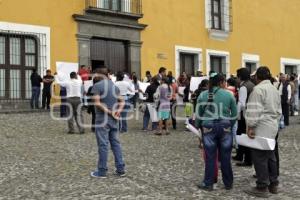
[114,171,126,177]
[197,182,213,191]
[90,171,107,179]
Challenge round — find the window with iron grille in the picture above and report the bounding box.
[211,0,222,30]
[86,0,141,14]
[205,0,232,35]
[0,31,47,101]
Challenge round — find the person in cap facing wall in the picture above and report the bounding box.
[195,72,237,191]
[244,66,281,198]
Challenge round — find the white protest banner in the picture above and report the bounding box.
[138,81,150,100]
[56,62,79,81]
[236,134,276,150]
[190,77,208,92]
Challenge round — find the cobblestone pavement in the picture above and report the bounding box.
[0,111,299,200]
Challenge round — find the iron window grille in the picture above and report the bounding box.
[0,30,47,102]
[207,0,233,32]
[86,0,142,15]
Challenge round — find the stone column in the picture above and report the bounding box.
[128,41,143,78]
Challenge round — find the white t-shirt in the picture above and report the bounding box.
[115,81,132,96]
[55,76,83,98]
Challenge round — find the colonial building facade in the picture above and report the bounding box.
[0,0,300,103]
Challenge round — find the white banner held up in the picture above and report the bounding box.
[190,77,208,92]
[56,62,79,81]
[236,134,276,150]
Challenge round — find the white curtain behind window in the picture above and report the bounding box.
[122,0,131,13]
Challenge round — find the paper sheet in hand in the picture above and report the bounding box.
[186,123,202,139]
[56,62,79,81]
[138,81,150,100]
[176,87,185,105]
[236,134,276,150]
[147,103,158,122]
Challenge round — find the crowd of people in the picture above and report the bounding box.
[29,64,300,198]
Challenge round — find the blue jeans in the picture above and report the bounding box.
[60,87,67,117]
[202,120,233,187]
[231,121,238,149]
[95,125,125,175]
[119,100,130,132]
[143,106,158,130]
[30,86,40,109]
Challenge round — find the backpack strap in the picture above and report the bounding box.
[200,88,220,117]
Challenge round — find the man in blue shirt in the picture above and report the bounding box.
[90,67,126,178]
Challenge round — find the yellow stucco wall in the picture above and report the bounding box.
[140,0,300,77]
[0,0,84,72]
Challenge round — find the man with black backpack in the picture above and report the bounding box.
[195,72,237,191]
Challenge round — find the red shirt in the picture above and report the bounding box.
[79,68,89,81]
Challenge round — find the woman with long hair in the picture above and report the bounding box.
[155,77,172,135]
[195,72,237,191]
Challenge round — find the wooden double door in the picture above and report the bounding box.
[90,38,129,74]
